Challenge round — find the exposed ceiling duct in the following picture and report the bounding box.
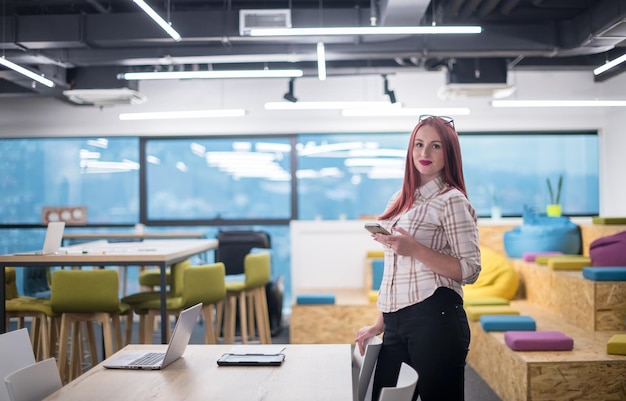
[0,0,624,103]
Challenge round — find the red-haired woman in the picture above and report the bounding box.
[356,115,481,401]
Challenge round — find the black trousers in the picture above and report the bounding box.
[373,287,470,401]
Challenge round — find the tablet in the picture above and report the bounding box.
[217,353,286,366]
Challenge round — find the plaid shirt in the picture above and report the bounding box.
[377,177,481,313]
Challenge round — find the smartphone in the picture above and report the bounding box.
[217,353,285,366]
[364,223,392,235]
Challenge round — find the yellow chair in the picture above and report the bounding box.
[50,269,129,383]
[133,263,226,344]
[221,252,272,344]
[4,267,59,361]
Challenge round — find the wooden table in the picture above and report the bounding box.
[62,232,207,296]
[0,239,218,342]
[63,231,206,242]
[43,344,353,401]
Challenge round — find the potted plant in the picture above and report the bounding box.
[546,175,563,216]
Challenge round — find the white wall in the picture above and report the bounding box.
[0,70,624,215]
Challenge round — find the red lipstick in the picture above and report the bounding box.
[419,160,432,165]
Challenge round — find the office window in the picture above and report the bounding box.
[461,133,598,217]
[296,132,599,219]
[0,137,139,224]
[145,137,293,220]
[296,133,406,220]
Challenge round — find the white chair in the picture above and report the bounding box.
[377,362,419,401]
[0,328,36,401]
[352,336,383,401]
[4,358,62,401]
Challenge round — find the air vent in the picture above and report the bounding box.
[239,9,291,36]
[437,83,516,100]
[63,88,147,106]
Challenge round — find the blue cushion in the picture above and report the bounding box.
[582,267,626,281]
[480,315,536,332]
[296,293,336,305]
[371,259,384,290]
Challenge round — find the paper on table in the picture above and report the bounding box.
[229,345,286,355]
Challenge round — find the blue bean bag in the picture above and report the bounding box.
[503,213,581,259]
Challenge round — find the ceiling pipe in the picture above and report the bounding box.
[478,0,502,17]
[459,0,484,19]
[500,0,522,16]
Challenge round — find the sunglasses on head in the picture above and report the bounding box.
[418,114,455,129]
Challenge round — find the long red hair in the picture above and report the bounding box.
[379,117,467,220]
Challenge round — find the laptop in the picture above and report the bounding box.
[103,303,201,370]
[14,221,65,255]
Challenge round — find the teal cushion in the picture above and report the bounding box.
[582,267,626,281]
[480,315,536,332]
[371,259,384,290]
[296,293,335,305]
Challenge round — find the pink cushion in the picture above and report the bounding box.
[590,230,626,266]
[522,251,563,262]
[504,331,574,351]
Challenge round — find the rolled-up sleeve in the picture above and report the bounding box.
[442,194,481,285]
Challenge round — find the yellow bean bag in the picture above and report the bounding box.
[463,246,519,301]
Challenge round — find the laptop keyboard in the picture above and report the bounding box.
[130,352,165,366]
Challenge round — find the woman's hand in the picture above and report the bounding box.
[377,227,419,257]
[355,324,384,356]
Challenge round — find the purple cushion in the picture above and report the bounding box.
[504,331,574,351]
[522,251,563,262]
[590,230,626,266]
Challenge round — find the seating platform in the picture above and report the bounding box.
[290,289,379,344]
[468,300,626,401]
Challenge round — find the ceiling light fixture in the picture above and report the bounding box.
[283,78,298,103]
[132,0,182,42]
[317,42,326,81]
[382,75,397,104]
[249,25,482,36]
[593,53,626,76]
[119,109,246,120]
[342,107,471,117]
[0,56,55,88]
[118,69,304,80]
[265,101,401,110]
[491,100,626,108]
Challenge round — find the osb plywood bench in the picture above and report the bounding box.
[468,300,626,401]
[290,288,379,344]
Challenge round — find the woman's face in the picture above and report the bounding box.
[412,124,445,184]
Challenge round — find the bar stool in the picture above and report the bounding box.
[221,252,272,344]
[133,262,227,344]
[50,269,130,383]
[4,267,59,361]
[121,259,190,343]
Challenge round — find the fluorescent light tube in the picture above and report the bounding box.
[119,109,246,120]
[342,107,470,116]
[265,101,400,110]
[119,69,304,80]
[317,42,326,81]
[249,26,482,36]
[593,53,626,76]
[491,100,626,108]
[133,0,182,42]
[0,57,55,88]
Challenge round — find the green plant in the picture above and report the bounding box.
[547,175,563,204]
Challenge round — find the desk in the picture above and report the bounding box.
[63,232,206,242]
[62,232,207,296]
[0,239,218,342]
[43,344,353,401]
